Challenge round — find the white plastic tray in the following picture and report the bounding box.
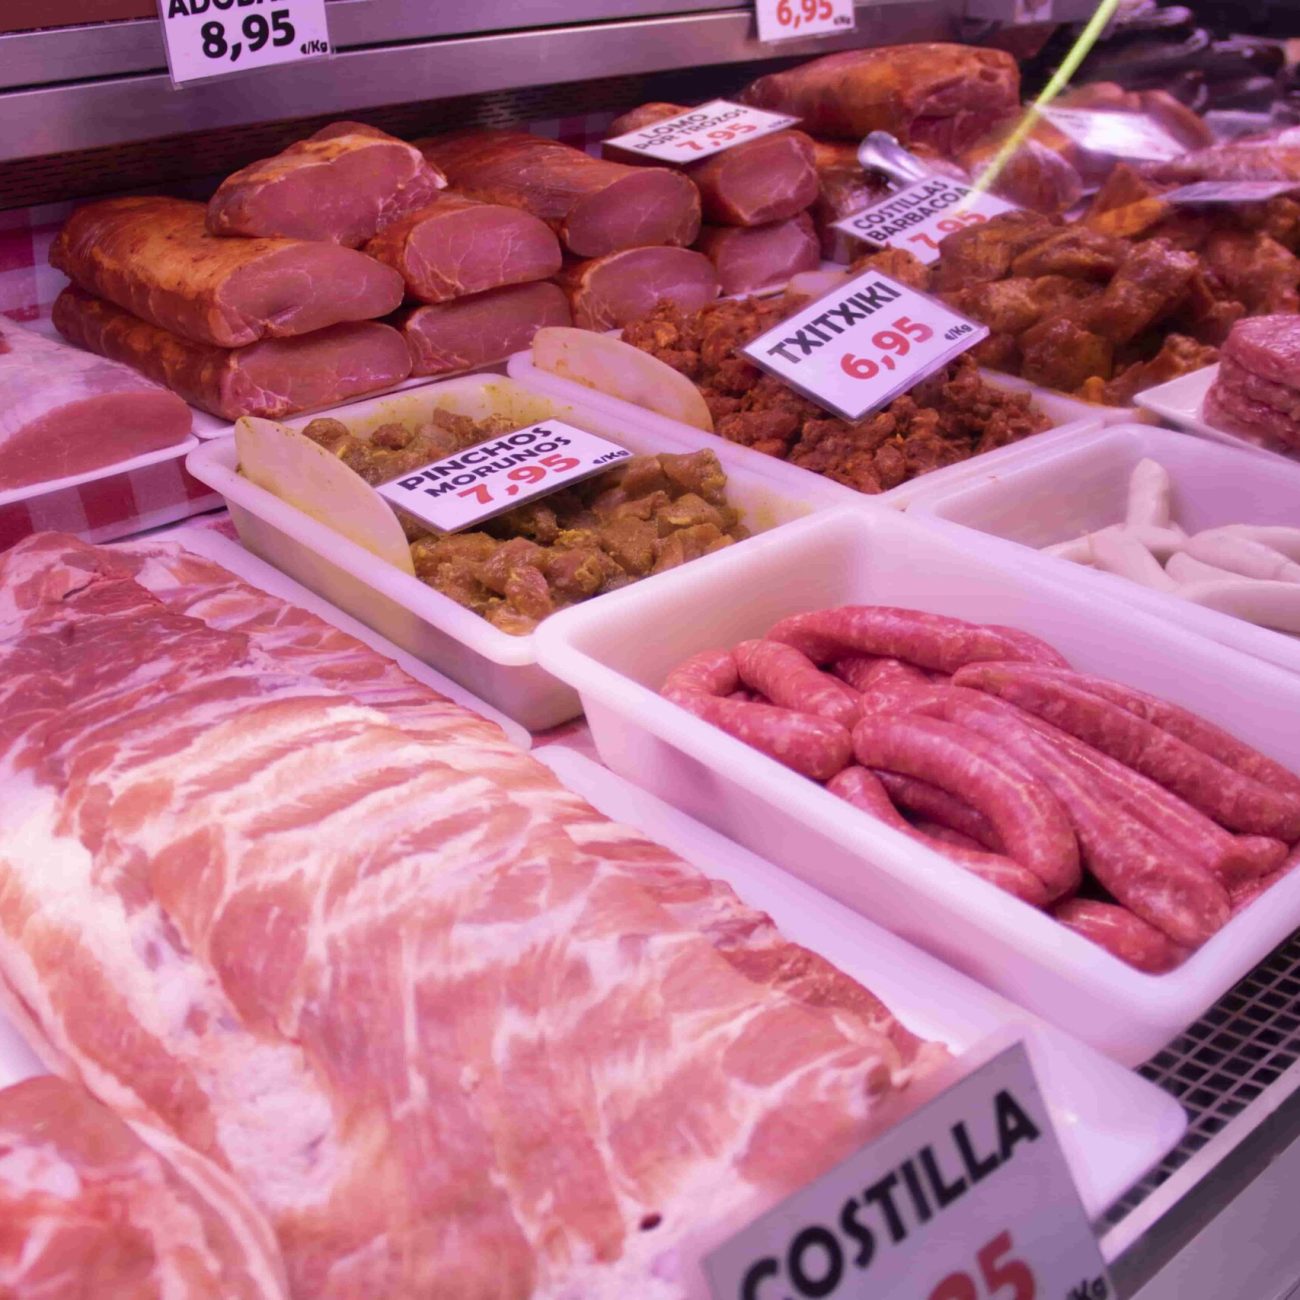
[534,506,1300,1065]
[507,350,1106,510]
[909,423,1300,677]
[185,374,854,731]
[537,746,1186,1223]
[1135,363,1300,463]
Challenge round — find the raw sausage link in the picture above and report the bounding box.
[826,766,1050,906]
[1053,899,1186,974]
[850,714,1080,895]
[952,662,1300,840]
[767,606,1060,674]
[662,647,739,700]
[983,625,1072,669]
[875,769,1004,852]
[830,654,880,693]
[734,639,861,727]
[1230,845,1300,915]
[911,819,986,852]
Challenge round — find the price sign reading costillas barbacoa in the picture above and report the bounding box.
[604,100,800,166]
[755,0,855,44]
[740,268,988,422]
[705,1043,1113,1300]
[831,177,1020,265]
[158,0,331,87]
[376,421,631,534]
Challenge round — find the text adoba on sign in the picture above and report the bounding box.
[706,1043,1113,1300]
[158,0,332,86]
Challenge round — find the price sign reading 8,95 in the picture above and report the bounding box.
[755,0,855,44]
[158,0,331,87]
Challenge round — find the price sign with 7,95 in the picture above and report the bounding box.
[756,0,855,44]
[158,0,332,87]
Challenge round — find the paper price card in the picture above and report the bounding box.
[158,0,331,86]
[740,268,988,422]
[376,421,631,534]
[1167,180,1300,206]
[755,0,855,44]
[604,101,800,165]
[1040,108,1182,162]
[832,177,1020,265]
[706,1043,1113,1300]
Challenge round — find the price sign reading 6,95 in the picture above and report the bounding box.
[158,0,332,87]
[755,0,855,44]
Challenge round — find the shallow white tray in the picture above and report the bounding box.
[534,506,1300,1065]
[910,423,1300,677]
[186,374,852,731]
[1136,364,1300,463]
[537,747,1185,1224]
[0,435,200,509]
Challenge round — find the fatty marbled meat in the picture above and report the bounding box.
[558,247,719,330]
[0,533,943,1300]
[0,1076,288,1298]
[696,213,820,295]
[1206,314,1300,452]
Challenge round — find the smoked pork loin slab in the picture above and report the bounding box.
[49,197,405,348]
[0,531,943,1300]
[418,129,701,257]
[53,287,412,421]
[559,246,720,330]
[0,317,191,490]
[0,1076,288,1298]
[207,121,447,246]
[696,213,820,295]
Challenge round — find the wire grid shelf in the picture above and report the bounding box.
[1102,928,1300,1232]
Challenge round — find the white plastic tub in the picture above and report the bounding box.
[185,375,856,731]
[507,350,1107,509]
[534,506,1300,1064]
[909,423,1300,678]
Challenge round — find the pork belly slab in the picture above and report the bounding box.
[0,534,942,1300]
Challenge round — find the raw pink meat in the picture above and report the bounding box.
[0,1075,286,1297]
[0,533,942,1300]
[696,213,820,294]
[0,318,191,490]
[1217,356,1300,421]
[1204,380,1300,452]
[559,246,719,330]
[1220,314,1300,387]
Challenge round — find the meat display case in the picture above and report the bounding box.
[2,1,1299,1296]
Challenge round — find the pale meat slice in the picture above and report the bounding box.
[418,130,701,257]
[559,247,719,330]
[696,212,820,294]
[53,287,412,420]
[364,192,562,302]
[0,317,191,490]
[398,280,571,376]
[1205,378,1300,452]
[0,1076,287,1298]
[207,122,447,246]
[49,197,405,348]
[0,531,942,1300]
[1220,313,1300,387]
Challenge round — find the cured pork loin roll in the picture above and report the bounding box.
[206,122,447,246]
[53,287,412,421]
[696,213,820,294]
[49,197,405,348]
[741,43,1019,152]
[559,246,719,330]
[397,280,571,376]
[0,317,191,489]
[418,129,701,257]
[364,192,563,302]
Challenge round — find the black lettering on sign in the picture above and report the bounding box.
[996,1089,1041,1161]
[862,1170,907,1244]
[919,1145,968,1209]
[788,1225,843,1298]
[839,1196,875,1269]
[898,1157,933,1225]
[740,1257,781,1300]
[954,1118,1001,1183]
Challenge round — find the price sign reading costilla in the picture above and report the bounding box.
[705,1043,1113,1300]
[741,268,989,421]
[158,0,331,87]
[832,177,1021,265]
[376,421,632,534]
[604,100,800,166]
[755,0,855,44]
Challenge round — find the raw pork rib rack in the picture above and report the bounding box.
[0,533,943,1300]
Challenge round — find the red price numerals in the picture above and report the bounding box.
[929,1231,1035,1300]
[456,453,580,507]
[775,0,833,27]
[840,315,934,382]
[908,209,987,252]
[679,123,759,152]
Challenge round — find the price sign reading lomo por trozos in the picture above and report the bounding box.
[158,0,331,87]
[831,177,1020,266]
[706,1043,1113,1300]
[741,268,989,422]
[604,101,800,166]
[755,0,855,44]
[376,421,631,534]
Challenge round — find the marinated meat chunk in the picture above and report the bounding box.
[1080,334,1218,406]
[1008,227,1126,281]
[1202,230,1300,316]
[1081,241,1199,345]
[930,211,1058,293]
[1019,318,1115,391]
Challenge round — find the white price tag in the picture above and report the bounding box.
[376,420,631,534]
[741,268,988,422]
[1041,108,1183,162]
[1167,180,1300,205]
[832,177,1020,265]
[158,0,331,87]
[604,100,800,165]
[705,1043,1112,1300]
[755,0,855,44]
